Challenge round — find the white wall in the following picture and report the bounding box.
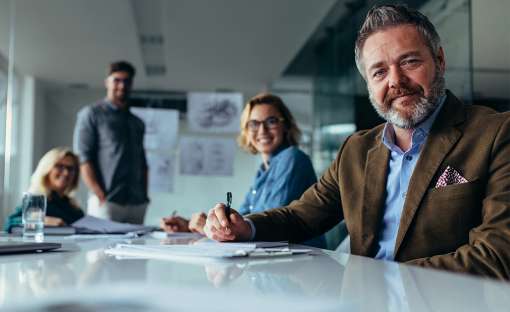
[41,84,259,225]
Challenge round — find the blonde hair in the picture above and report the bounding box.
[28,147,80,205]
[238,93,301,154]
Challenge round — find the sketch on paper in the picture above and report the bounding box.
[180,137,235,176]
[187,92,243,133]
[130,107,179,150]
[146,152,175,193]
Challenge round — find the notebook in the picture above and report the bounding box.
[11,226,76,236]
[0,241,61,255]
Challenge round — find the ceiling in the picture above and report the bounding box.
[0,0,337,93]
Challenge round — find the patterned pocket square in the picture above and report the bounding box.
[435,166,468,188]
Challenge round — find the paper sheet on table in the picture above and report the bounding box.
[105,242,311,263]
[193,238,288,249]
[106,243,255,259]
[71,216,156,234]
[151,231,204,240]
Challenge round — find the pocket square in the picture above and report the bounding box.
[435,166,468,188]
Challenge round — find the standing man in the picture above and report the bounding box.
[204,5,510,279]
[73,61,149,224]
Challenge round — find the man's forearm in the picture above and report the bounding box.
[406,240,510,280]
[80,162,105,200]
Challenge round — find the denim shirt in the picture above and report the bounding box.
[375,95,446,260]
[240,145,326,248]
[239,145,316,214]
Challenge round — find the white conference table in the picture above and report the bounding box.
[0,234,509,311]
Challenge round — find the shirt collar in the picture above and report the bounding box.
[382,95,447,151]
[103,98,129,112]
[268,143,290,163]
[258,143,291,171]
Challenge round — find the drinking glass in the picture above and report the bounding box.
[21,193,47,242]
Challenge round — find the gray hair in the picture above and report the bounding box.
[354,4,442,79]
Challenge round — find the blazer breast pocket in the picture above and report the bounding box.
[425,178,482,202]
[416,178,483,253]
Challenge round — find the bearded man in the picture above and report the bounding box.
[203,4,510,280]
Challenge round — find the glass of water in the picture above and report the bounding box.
[21,193,46,242]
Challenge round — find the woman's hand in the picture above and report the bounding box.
[189,212,207,234]
[44,216,66,226]
[160,216,190,233]
[204,203,252,241]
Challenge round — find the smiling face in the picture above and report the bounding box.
[247,104,286,159]
[362,25,445,129]
[46,155,77,196]
[105,71,133,107]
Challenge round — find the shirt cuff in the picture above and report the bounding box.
[244,218,256,241]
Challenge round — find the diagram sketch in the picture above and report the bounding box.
[180,137,235,176]
[146,151,175,193]
[130,107,179,150]
[187,92,243,133]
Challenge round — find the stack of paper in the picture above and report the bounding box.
[193,238,288,249]
[105,241,311,262]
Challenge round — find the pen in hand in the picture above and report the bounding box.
[225,192,232,224]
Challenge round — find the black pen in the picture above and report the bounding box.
[225,192,232,223]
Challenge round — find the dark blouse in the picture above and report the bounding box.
[4,192,85,232]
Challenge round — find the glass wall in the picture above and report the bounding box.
[310,0,473,173]
[0,0,11,223]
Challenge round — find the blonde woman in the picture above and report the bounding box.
[4,147,84,232]
[161,93,326,248]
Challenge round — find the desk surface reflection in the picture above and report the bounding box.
[0,236,509,311]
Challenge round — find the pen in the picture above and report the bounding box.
[225,192,232,223]
[171,210,177,218]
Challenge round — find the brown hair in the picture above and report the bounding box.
[108,60,136,78]
[238,93,301,154]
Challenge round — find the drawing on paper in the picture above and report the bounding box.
[187,92,243,133]
[180,137,235,176]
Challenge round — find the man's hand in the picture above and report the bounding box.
[44,216,66,226]
[160,216,190,233]
[204,203,252,241]
[189,212,207,234]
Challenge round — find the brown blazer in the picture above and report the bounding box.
[248,91,510,279]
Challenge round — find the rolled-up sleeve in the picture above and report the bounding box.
[73,107,97,163]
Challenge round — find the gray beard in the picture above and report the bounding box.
[368,72,446,129]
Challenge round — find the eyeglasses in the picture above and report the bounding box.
[54,164,77,174]
[246,116,285,132]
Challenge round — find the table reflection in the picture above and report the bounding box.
[203,252,344,298]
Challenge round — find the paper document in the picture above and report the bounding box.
[151,231,204,240]
[193,238,288,249]
[71,216,156,234]
[105,242,311,262]
[106,243,254,259]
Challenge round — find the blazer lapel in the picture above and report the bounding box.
[393,91,465,257]
[357,139,390,256]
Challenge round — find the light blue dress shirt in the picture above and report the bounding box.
[375,96,446,260]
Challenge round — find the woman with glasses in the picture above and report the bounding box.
[4,147,85,232]
[161,93,326,248]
